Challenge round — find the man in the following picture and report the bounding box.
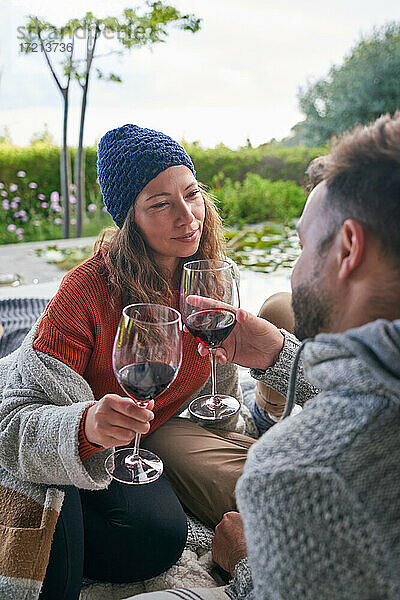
[134,113,400,599]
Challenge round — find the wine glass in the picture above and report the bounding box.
[180,259,240,421]
[104,304,182,485]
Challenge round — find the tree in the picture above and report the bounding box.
[20,19,75,238]
[294,22,400,146]
[0,126,12,144]
[30,123,56,146]
[20,3,201,237]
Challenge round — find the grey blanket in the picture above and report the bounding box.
[0,297,49,358]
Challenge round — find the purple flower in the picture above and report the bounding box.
[10,201,18,209]
[33,220,41,226]
[52,205,62,213]
[9,184,18,192]
[16,171,26,178]
[50,191,60,203]
[2,200,9,210]
[14,211,21,218]
[13,197,21,203]
[88,203,97,212]
[28,182,38,189]
[41,202,49,208]
[54,217,62,225]
[69,195,76,205]
[37,193,46,200]
[17,234,24,241]
[0,183,4,189]
[1,190,7,197]
[21,216,28,223]
[7,224,16,232]
[16,228,24,235]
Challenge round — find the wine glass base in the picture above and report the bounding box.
[105,448,163,485]
[189,394,240,422]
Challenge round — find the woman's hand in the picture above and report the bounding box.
[186,295,284,370]
[85,395,155,448]
[212,511,248,576]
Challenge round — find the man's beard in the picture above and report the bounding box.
[291,277,334,341]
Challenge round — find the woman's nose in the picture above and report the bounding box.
[176,198,195,224]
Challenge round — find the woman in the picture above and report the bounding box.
[0,124,254,600]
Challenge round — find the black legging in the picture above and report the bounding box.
[39,477,188,600]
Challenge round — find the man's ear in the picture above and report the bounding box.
[337,219,366,280]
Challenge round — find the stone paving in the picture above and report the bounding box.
[0,236,97,300]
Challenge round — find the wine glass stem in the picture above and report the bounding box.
[208,349,220,407]
[132,433,142,459]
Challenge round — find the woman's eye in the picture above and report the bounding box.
[186,189,201,198]
[151,202,168,209]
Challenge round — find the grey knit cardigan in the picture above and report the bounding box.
[0,318,243,599]
[0,322,112,599]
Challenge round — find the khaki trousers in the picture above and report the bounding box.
[142,417,255,528]
[256,291,294,419]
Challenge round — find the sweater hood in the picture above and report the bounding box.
[302,319,400,401]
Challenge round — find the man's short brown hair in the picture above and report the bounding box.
[307,112,400,265]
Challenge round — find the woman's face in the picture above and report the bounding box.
[134,165,205,273]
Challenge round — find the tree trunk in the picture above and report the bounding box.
[75,85,88,238]
[61,90,71,239]
[75,26,98,238]
[74,145,85,238]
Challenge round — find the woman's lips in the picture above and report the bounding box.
[173,228,199,242]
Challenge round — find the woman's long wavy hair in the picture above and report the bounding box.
[95,186,226,309]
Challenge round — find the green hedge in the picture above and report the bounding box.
[0,144,61,200]
[187,143,328,188]
[0,142,320,244]
[213,174,307,226]
[0,142,328,203]
[0,144,100,210]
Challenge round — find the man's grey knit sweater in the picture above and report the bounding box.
[230,319,400,600]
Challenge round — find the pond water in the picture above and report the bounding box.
[239,268,291,315]
[226,222,300,274]
[226,223,298,313]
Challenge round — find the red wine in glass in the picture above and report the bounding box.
[118,362,178,403]
[180,259,240,422]
[104,304,182,485]
[185,310,236,349]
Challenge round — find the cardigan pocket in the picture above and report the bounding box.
[0,486,61,583]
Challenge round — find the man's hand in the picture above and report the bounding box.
[186,296,284,370]
[212,511,248,577]
[85,395,154,448]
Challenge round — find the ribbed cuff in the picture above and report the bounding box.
[78,404,104,462]
[225,557,253,600]
[250,329,320,407]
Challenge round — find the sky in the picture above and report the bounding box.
[1,0,400,148]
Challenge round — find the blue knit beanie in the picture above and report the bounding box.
[97,124,196,228]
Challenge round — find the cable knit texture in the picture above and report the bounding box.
[234,319,400,600]
[97,124,196,227]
